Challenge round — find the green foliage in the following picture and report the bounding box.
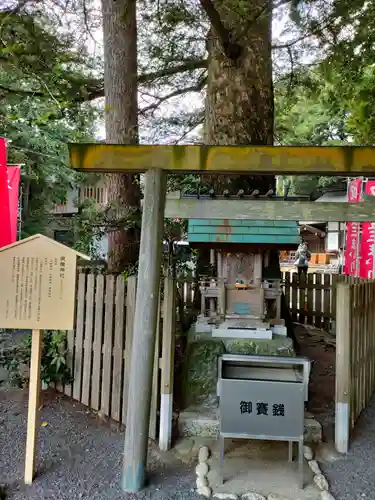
[0,330,72,388]
[69,197,141,259]
[274,62,370,195]
[0,6,99,237]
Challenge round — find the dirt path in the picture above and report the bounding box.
[293,323,336,441]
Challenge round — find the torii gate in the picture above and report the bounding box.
[68,144,375,492]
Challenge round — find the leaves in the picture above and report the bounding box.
[0,330,72,388]
[0,7,98,237]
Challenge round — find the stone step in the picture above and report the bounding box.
[213,327,273,340]
[178,407,322,444]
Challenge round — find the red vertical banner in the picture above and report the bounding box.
[344,178,363,276]
[0,137,12,248]
[7,166,21,243]
[359,180,375,278]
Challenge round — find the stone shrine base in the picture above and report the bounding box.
[178,406,322,444]
[183,331,296,412]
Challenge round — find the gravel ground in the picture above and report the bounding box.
[0,388,198,500]
[320,397,375,500]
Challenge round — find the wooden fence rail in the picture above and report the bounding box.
[282,272,334,330]
[56,270,182,449]
[335,280,375,453]
[63,274,138,427]
[59,273,177,443]
[281,272,367,330]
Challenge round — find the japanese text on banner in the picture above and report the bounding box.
[359,180,375,278]
[344,178,363,276]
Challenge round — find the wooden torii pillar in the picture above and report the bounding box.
[68,144,375,492]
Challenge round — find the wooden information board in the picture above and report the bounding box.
[0,234,88,331]
[0,234,89,485]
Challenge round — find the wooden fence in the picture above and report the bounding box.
[62,274,136,426]
[335,280,375,453]
[59,272,178,443]
[282,272,336,329]
[281,272,375,330]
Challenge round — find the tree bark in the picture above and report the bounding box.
[204,0,274,193]
[203,0,293,332]
[101,0,140,272]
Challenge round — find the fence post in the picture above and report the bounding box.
[159,276,176,451]
[335,282,351,454]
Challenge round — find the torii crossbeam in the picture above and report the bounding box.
[70,144,375,175]
[68,143,375,493]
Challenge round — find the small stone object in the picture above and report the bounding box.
[320,491,335,500]
[199,446,210,462]
[314,474,329,491]
[196,477,209,489]
[213,494,238,500]
[267,495,290,500]
[197,485,212,498]
[196,462,209,477]
[242,493,266,500]
[308,459,321,475]
[303,445,314,460]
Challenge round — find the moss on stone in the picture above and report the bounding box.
[183,339,226,408]
[182,330,295,409]
[223,335,295,357]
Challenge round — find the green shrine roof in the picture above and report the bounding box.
[188,219,301,246]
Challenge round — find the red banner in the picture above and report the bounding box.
[7,166,21,243]
[344,178,363,276]
[359,180,375,278]
[0,138,12,248]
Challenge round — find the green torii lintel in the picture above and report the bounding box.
[69,143,375,176]
[164,198,375,222]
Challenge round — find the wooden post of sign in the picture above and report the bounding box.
[335,282,351,454]
[122,168,167,492]
[159,276,175,451]
[24,329,44,484]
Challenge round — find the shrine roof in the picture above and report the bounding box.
[187,219,301,246]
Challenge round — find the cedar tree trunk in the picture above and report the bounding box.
[101,0,141,272]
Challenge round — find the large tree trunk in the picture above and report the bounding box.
[204,0,274,193]
[101,0,141,272]
[203,0,292,332]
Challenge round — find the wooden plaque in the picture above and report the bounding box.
[0,234,89,330]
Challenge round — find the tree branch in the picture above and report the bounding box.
[86,58,209,101]
[273,18,338,50]
[138,58,208,84]
[0,84,45,97]
[199,0,242,60]
[140,76,207,116]
[173,116,205,144]
[199,0,288,56]
[0,58,209,103]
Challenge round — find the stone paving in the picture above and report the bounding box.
[174,438,332,500]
